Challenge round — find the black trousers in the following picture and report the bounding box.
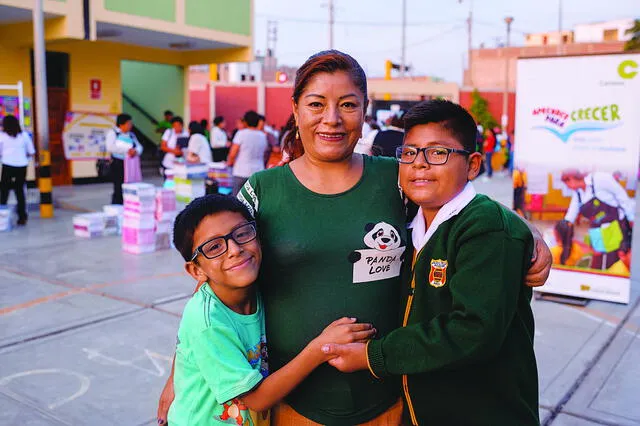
[0,164,28,220]
[110,157,125,205]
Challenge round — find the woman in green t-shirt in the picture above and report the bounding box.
[157,50,552,426]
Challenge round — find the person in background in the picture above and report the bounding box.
[361,114,373,139]
[210,116,230,162]
[105,113,143,204]
[227,111,268,195]
[372,113,404,157]
[354,121,380,156]
[0,115,35,225]
[231,118,246,141]
[258,114,281,168]
[161,116,190,176]
[200,119,211,141]
[186,121,212,164]
[156,110,174,134]
[481,127,496,182]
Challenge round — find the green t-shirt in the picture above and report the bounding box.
[238,155,407,425]
[157,120,172,133]
[168,284,270,426]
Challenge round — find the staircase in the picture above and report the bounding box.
[123,92,163,178]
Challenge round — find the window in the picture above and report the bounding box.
[603,29,618,41]
[543,35,548,45]
[562,35,569,43]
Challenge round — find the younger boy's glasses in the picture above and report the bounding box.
[396,146,470,165]
[190,221,257,261]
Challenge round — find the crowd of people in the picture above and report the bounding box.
[155,50,553,426]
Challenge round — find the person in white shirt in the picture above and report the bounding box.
[227,110,268,195]
[210,116,230,162]
[0,115,35,225]
[160,116,190,175]
[105,113,143,204]
[562,169,635,269]
[186,121,212,164]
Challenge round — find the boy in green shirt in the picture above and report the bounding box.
[322,100,539,425]
[167,194,375,425]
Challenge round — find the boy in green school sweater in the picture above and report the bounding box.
[322,100,539,426]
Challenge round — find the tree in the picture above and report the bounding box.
[624,19,640,51]
[469,89,498,132]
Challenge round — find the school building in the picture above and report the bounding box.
[0,0,253,185]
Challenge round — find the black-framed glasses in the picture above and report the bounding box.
[190,221,257,261]
[395,146,471,165]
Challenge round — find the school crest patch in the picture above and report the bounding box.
[429,259,448,288]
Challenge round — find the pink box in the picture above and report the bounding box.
[122,226,156,245]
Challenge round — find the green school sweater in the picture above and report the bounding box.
[238,156,406,425]
[367,195,539,426]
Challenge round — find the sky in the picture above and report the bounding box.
[253,0,638,83]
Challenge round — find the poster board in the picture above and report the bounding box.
[513,53,640,304]
[62,112,116,160]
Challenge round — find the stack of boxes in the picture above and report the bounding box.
[0,205,16,232]
[72,212,118,238]
[122,183,156,254]
[155,187,177,250]
[173,162,208,204]
[207,162,234,195]
[103,204,125,235]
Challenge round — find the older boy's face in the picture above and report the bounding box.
[399,123,481,217]
[188,211,261,290]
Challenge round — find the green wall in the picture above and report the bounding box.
[104,0,176,22]
[121,60,184,145]
[185,0,251,35]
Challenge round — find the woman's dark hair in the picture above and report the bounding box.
[555,220,574,265]
[116,113,132,127]
[173,194,254,262]
[213,116,225,126]
[243,110,260,128]
[2,115,21,137]
[188,121,205,136]
[403,99,478,153]
[199,119,209,129]
[283,50,368,160]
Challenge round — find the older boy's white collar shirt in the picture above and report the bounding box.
[409,182,477,252]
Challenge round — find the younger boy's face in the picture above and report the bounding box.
[399,123,482,215]
[186,211,261,290]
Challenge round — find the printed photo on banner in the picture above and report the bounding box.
[62,112,117,160]
[513,53,640,304]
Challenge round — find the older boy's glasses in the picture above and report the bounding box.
[396,146,470,165]
[190,221,257,261]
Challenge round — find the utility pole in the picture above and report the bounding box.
[328,0,334,49]
[33,0,53,218]
[265,20,278,80]
[400,0,407,78]
[557,0,564,55]
[501,16,514,135]
[459,0,473,86]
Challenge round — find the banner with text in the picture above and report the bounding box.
[513,53,640,304]
[62,112,116,160]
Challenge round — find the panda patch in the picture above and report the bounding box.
[348,222,406,284]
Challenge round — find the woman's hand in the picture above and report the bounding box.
[526,230,552,287]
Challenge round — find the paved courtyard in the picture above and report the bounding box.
[0,174,639,425]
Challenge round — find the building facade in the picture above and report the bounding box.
[0,0,253,184]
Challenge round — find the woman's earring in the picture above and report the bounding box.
[295,127,300,140]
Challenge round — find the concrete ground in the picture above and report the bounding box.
[0,173,639,425]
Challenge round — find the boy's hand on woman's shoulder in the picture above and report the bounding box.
[525,230,552,287]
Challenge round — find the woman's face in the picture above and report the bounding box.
[292,71,367,163]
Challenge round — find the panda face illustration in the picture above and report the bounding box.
[363,222,402,251]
